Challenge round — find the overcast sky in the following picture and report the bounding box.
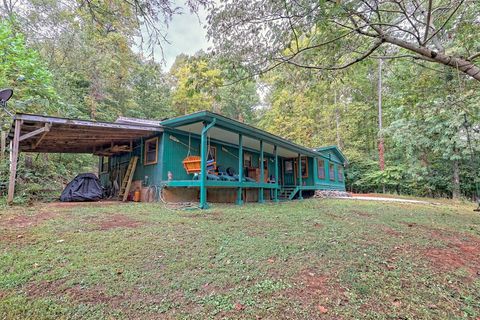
[157,5,210,70]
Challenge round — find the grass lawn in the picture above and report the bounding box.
[0,198,479,319]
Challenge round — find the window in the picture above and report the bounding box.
[285,159,294,173]
[318,159,325,179]
[329,163,335,181]
[100,156,109,173]
[208,146,216,161]
[338,166,344,182]
[144,137,158,165]
[244,153,252,168]
[301,157,308,178]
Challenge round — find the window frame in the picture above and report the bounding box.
[244,152,252,168]
[208,145,217,161]
[100,156,109,174]
[284,159,294,173]
[317,159,325,179]
[144,137,159,166]
[329,163,335,181]
[338,166,344,182]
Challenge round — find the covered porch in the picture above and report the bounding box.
[161,111,319,209]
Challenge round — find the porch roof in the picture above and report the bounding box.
[7,113,162,154]
[161,111,320,158]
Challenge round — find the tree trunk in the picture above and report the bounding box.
[452,149,461,199]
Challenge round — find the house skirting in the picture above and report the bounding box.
[162,186,275,203]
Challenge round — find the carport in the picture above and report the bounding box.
[6,113,162,203]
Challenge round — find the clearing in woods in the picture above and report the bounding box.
[0,198,479,319]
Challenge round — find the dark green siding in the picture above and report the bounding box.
[99,133,163,188]
[98,128,347,195]
[312,150,346,191]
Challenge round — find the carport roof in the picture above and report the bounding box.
[8,113,162,154]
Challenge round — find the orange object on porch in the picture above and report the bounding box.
[182,156,217,174]
[183,156,202,174]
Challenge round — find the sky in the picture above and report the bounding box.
[157,5,210,70]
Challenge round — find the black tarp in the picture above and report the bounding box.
[60,173,103,202]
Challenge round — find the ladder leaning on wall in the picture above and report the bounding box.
[119,156,138,202]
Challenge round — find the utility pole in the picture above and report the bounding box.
[334,90,341,148]
[378,58,385,193]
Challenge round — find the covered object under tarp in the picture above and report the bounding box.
[60,173,103,202]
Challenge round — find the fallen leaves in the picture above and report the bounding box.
[317,305,328,314]
[234,303,245,311]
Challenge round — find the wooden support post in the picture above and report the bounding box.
[199,120,216,209]
[7,119,21,204]
[236,134,244,205]
[274,145,279,202]
[200,123,208,209]
[0,131,5,159]
[258,140,264,203]
[297,153,303,200]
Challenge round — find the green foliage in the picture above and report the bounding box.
[0,19,57,130]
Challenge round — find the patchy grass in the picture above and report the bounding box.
[0,198,479,319]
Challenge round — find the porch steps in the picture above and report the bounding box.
[278,186,299,201]
[119,156,138,202]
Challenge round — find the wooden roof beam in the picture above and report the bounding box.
[19,123,51,142]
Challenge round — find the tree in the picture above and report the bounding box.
[170,54,223,115]
[207,0,480,81]
[0,19,58,130]
[169,53,260,119]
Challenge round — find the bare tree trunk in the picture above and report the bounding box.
[0,131,5,159]
[452,148,461,199]
[378,58,385,193]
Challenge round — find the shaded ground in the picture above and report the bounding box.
[0,198,479,319]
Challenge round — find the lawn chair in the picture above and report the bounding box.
[216,166,236,181]
[226,167,256,182]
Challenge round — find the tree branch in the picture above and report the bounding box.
[424,0,465,45]
[423,0,433,42]
[276,39,383,71]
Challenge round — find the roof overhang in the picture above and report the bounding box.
[316,146,347,164]
[8,113,162,154]
[161,111,320,158]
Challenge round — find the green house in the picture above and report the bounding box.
[6,111,346,207]
[99,111,347,208]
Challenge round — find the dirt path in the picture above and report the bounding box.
[341,195,434,204]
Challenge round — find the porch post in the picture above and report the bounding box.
[8,119,21,204]
[200,120,216,209]
[236,134,244,205]
[297,153,303,200]
[274,145,279,202]
[258,140,264,203]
